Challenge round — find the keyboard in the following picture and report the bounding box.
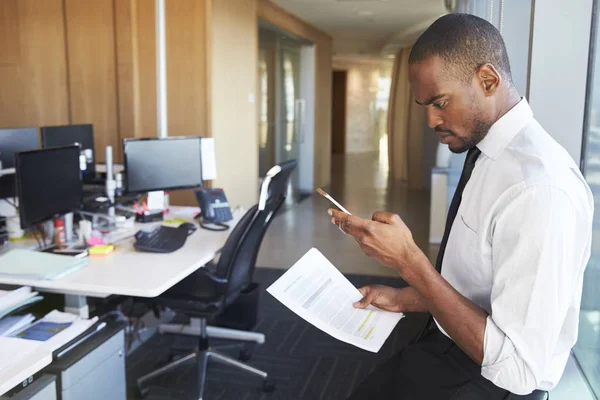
[133,225,191,253]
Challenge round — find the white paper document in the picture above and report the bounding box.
[267,248,404,353]
[201,138,217,180]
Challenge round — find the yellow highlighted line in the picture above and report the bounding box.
[365,327,374,339]
[357,311,373,332]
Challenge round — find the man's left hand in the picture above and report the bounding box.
[328,209,423,277]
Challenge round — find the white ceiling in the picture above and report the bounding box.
[271,0,448,56]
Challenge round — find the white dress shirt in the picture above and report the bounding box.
[435,98,594,394]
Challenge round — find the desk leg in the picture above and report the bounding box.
[64,295,89,318]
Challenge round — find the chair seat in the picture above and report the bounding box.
[155,269,226,318]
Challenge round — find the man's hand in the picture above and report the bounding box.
[354,285,428,313]
[328,209,425,279]
[329,209,487,365]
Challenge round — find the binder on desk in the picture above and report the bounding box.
[0,249,88,280]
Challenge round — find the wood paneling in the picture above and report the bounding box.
[0,0,20,65]
[166,0,208,137]
[0,0,69,128]
[131,0,157,139]
[257,0,329,43]
[211,0,258,208]
[258,0,333,189]
[64,0,119,162]
[114,0,134,158]
[165,0,210,206]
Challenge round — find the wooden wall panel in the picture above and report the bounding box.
[131,0,157,139]
[166,0,208,137]
[114,0,135,158]
[0,0,69,128]
[0,0,20,65]
[258,0,333,189]
[166,0,210,206]
[64,0,119,162]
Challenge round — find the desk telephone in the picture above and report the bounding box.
[195,188,232,231]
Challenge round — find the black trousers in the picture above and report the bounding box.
[348,328,509,400]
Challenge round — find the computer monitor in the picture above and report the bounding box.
[15,145,83,229]
[123,137,203,194]
[0,127,40,199]
[40,124,96,180]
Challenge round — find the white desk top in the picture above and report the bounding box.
[0,208,241,298]
[0,343,52,396]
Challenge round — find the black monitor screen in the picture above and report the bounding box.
[0,127,40,199]
[123,137,203,194]
[41,124,95,178]
[15,146,82,228]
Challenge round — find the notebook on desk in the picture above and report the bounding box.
[0,249,88,280]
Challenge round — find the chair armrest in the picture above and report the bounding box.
[198,267,228,284]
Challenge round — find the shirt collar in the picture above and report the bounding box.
[476,98,533,160]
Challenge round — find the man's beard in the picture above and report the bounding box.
[436,118,491,154]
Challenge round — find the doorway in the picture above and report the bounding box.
[331,70,347,154]
[257,22,314,202]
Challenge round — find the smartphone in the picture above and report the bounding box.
[316,188,351,214]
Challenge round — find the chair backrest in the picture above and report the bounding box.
[267,159,297,201]
[214,160,296,302]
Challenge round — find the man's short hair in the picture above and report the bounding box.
[409,13,513,84]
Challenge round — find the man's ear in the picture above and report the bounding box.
[476,63,501,96]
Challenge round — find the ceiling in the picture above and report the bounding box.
[270,0,448,57]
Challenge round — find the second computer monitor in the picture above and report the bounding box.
[41,124,95,179]
[15,145,82,229]
[0,127,40,199]
[123,137,203,194]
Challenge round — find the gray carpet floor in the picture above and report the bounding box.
[126,267,429,400]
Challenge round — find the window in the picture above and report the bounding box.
[574,2,600,397]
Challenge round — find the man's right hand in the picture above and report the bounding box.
[353,285,428,313]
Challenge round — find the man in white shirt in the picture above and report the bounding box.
[330,13,594,399]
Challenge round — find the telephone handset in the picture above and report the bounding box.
[195,188,233,231]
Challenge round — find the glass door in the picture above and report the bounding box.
[574,2,600,396]
[278,46,303,194]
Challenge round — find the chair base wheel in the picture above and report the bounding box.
[263,379,276,392]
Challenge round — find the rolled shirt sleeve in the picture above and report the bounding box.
[481,184,589,394]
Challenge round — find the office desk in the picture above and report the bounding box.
[0,346,53,396]
[0,207,241,316]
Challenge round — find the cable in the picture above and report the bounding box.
[489,0,494,23]
[199,221,230,232]
[31,230,42,248]
[35,224,47,247]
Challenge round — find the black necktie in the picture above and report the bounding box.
[414,146,481,342]
[435,146,481,272]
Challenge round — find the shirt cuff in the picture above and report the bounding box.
[483,315,514,366]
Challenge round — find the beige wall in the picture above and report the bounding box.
[211,0,259,208]
[258,0,333,189]
[332,58,393,154]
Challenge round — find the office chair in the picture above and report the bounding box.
[137,163,295,398]
[158,160,297,342]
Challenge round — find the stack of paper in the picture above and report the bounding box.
[267,248,405,353]
[0,249,88,280]
[0,337,44,373]
[0,314,35,337]
[0,287,43,319]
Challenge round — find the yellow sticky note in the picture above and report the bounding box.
[164,218,186,225]
[89,245,114,255]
